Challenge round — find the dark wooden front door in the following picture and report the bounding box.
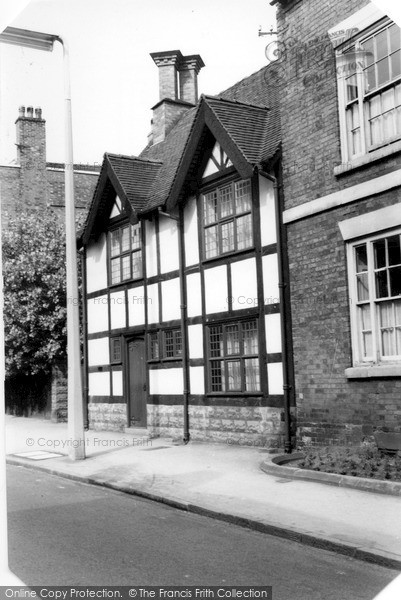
[127,338,147,427]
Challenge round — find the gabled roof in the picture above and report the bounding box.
[81,62,281,243]
[81,153,161,245]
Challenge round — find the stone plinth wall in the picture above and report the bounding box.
[147,404,287,448]
[88,403,127,431]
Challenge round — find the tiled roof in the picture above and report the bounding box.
[82,61,281,241]
[139,107,198,211]
[106,153,162,211]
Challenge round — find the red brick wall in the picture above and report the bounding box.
[277,0,401,446]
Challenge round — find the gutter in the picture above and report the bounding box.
[80,248,89,429]
[259,169,292,453]
[158,209,190,444]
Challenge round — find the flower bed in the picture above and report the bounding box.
[297,444,401,482]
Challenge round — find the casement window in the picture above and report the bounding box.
[337,20,401,161]
[208,320,260,392]
[109,223,142,285]
[148,331,160,361]
[110,337,122,364]
[348,231,401,364]
[148,329,182,361]
[202,179,253,259]
[163,329,182,359]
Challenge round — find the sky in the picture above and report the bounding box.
[1,0,400,167]
[0,0,278,166]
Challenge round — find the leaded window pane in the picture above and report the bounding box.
[204,191,218,225]
[227,360,241,391]
[110,230,120,257]
[205,226,219,259]
[121,255,130,280]
[111,258,121,284]
[235,180,252,213]
[237,214,253,250]
[220,185,234,218]
[121,226,130,253]
[226,325,240,355]
[221,221,235,253]
[245,358,260,391]
[243,321,258,355]
[132,251,142,279]
[211,360,225,391]
[210,326,223,357]
[131,224,141,250]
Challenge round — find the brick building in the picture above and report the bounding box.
[273,0,401,445]
[0,105,100,222]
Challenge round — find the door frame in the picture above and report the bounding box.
[124,334,148,428]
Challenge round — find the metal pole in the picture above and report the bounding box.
[56,37,85,460]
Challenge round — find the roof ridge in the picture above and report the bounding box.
[202,94,270,111]
[106,152,163,165]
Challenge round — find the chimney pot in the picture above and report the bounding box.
[18,106,25,118]
[35,107,42,119]
[27,106,34,118]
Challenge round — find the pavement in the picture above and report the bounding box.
[5,415,401,572]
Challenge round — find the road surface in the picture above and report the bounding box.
[6,464,397,599]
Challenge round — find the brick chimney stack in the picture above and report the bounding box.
[15,105,47,209]
[149,50,205,145]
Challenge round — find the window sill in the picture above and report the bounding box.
[345,364,401,379]
[334,139,401,177]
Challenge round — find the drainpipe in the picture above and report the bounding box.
[158,208,190,444]
[80,247,89,430]
[259,168,292,453]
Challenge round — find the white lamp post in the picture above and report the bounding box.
[0,22,86,584]
[0,26,86,461]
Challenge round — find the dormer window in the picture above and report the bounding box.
[202,179,253,259]
[109,223,142,285]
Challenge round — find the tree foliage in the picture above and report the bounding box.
[3,211,68,377]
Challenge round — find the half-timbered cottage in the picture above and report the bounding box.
[80,50,294,448]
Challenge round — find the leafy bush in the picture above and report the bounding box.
[3,212,68,377]
[298,444,401,482]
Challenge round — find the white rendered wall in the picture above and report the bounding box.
[190,367,205,394]
[162,278,181,322]
[127,286,146,326]
[147,283,159,324]
[89,372,110,396]
[110,291,126,330]
[184,196,199,267]
[112,370,123,397]
[204,265,228,314]
[88,337,110,367]
[267,362,283,395]
[149,368,183,395]
[188,324,203,359]
[87,295,109,334]
[86,234,107,294]
[145,220,158,278]
[231,258,258,310]
[265,313,282,354]
[262,254,279,305]
[186,273,202,317]
[259,176,277,247]
[159,215,179,274]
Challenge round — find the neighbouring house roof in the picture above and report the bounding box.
[80,61,281,244]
